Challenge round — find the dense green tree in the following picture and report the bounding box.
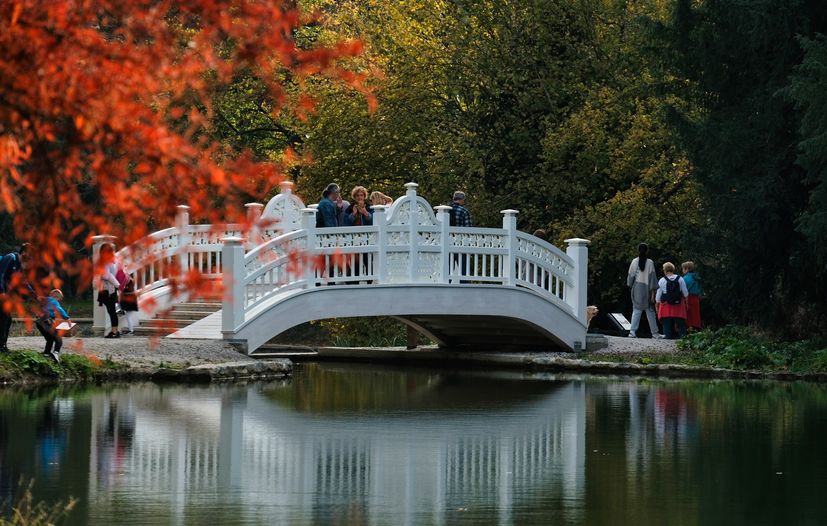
[666,0,827,334]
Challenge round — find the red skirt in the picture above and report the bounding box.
[686,294,701,329]
[658,301,687,320]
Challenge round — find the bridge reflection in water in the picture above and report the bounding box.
[85,366,586,525]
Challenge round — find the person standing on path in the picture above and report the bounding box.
[0,243,32,353]
[681,261,702,331]
[626,243,663,339]
[656,262,689,339]
[120,273,139,335]
[97,243,121,338]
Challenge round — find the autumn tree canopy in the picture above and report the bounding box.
[0,0,369,301]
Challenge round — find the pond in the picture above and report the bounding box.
[1,364,826,525]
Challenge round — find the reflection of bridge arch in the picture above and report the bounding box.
[86,375,586,524]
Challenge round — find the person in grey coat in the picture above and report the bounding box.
[626,243,663,338]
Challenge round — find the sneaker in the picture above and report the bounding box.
[49,351,60,363]
[652,333,665,339]
[0,346,8,353]
[627,331,637,338]
[124,331,134,336]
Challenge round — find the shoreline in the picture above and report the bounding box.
[2,335,825,386]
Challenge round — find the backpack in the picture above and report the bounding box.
[115,267,128,291]
[315,208,324,228]
[663,277,682,304]
[449,203,458,227]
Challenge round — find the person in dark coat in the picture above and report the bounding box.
[0,243,32,353]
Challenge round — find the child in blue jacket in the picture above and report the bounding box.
[36,289,71,362]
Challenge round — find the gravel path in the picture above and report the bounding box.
[7,333,681,369]
[7,336,253,368]
[600,335,680,355]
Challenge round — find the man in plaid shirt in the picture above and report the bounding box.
[451,191,473,227]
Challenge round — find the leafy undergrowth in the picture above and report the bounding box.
[582,327,827,373]
[677,327,827,373]
[0,350,127,382]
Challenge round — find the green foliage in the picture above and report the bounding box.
[678,327,827,372]
[665,0,827,334]
[0,479,76,526]
[788,34,827,264]
[0,350,121,380]
[319,317,409,347]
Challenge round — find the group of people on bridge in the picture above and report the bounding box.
[315,183,473,228]
[627,242,702,340]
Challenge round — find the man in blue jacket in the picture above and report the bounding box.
[0,243,31,353]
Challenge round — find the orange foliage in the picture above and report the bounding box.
[0,0,370,308]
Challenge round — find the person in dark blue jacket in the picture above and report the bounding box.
[0,243,31,353]
[317,184,341,228]
[36,289,71,362]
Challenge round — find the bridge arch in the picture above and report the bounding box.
[100,181,590,351]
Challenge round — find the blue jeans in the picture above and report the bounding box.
[661,317,686,339]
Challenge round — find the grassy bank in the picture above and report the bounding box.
[0,350,127,384]
[585,327,827,374]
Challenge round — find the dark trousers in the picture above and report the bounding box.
[0,309,11,350]
[36,319,62,354]
[100,290,119,331]
[662,317,687,339]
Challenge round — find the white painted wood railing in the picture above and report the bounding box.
[221,183,590,335]
[91,182,305,332]
[93,181,589,335]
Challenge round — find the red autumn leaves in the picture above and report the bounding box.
[0,1,372,309]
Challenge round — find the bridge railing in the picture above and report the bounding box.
[90,182,304,333]
[221,183,590,335]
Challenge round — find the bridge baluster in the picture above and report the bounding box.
[435,206,452,283]
[176,205,190,277]
[244,202,264,250]
[221,236,246,334]
[564,238,590,328]
[300,208,317,288]
[501,209,518,287]
[372,205,388,284]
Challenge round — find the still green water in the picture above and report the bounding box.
[1,364,826,525]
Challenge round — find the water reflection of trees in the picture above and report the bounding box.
[584,380,827,526]
[264,363,562,413]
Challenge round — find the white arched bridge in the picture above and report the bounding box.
[93,182,590,353]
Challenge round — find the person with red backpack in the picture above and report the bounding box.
[656,262,689,339]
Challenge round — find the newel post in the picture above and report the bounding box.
[405,182,419,282]
[565,238,590,326]
[435,205,452,283]
[91,235,116,335]
[372,205,388,284]
[301,208,318,288]
[221,237,245,335]
[176,205,191,276]
[501,210,519,286]
[244,202,264,249]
